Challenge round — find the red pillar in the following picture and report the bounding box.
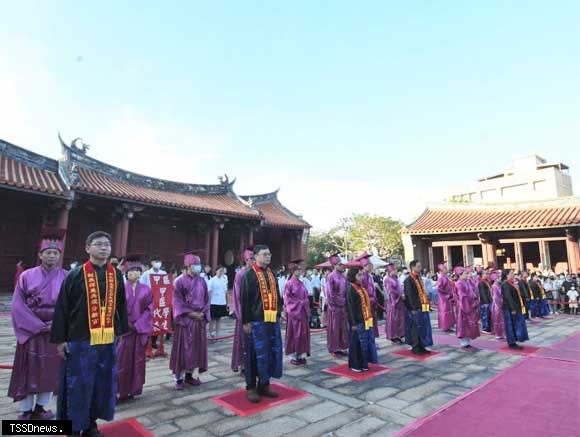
[239,231,245,264]
[566,234,580,273]
[56,205,71,265]
[118,213,130,258]
[248,227,254,247]
[204,230,211,266]
[212,225,219,270]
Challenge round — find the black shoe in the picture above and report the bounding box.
[508,344,524,350]
[411,348,425,355]
[420,347,432,354]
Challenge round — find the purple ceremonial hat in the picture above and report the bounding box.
[182,250,202,267]
[288,259,304,273]
[328,253,342,266]
[355,251,372,267]
[124,254,143,271]
[39,228,66,253]
[242,249,254,262]
[489,271,499,281]
[453,266,465,276]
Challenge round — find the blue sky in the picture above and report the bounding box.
[1,1,578,229]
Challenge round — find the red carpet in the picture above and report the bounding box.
[60,419,153,437]
[536,332,580,362]
[211,382,308,416]
[392,349,442,361]
[498,345,540,355]
[394,348,580,436]
[322,363,393,381]
[0,364,13,369]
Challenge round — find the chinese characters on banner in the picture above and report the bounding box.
[150,274,173,334]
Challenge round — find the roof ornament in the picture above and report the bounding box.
[71,137,90,155]
[218,173,230,185]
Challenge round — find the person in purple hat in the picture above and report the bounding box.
[325,253,349,355]
[170,251,210,390]
[436,262,456,332]
[231,249,254,373]
[8,229,68,420]
[384,263,405,344]
[116,255,152,401]
[455,267,481,349]
[284,259,311,366]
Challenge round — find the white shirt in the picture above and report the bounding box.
[567,289,579,302]
[208,275,228,305]
[301,276,314,296]
[320,277,327,298]
[277,276,287,297]
[310,274,321,289]
[139,268,167,287]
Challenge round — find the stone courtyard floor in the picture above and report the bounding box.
[0,295,578,436]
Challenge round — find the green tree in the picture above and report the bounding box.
[345,213,404,258]
[306,230,344,267]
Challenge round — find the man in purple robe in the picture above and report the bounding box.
[455,267,481,349]
[384,263,405,344]
[170,252,210,390]
[8,230,67,420]
[284,259,311,366]
[435,262,456,332]
[231,249,254,373]
[326,253,349,355]
[357,252,380,339]
[116,255,153,401]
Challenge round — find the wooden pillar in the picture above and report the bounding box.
[514,241,524,272]
[211,225,220,270]
[481,242,497,268]
[443,245,452,268]
[239,231,245,264]
[113,219,123,257]
[539,240,551,271]
[462,244,468,266]
[248,227,254,247]
[204,230,211,265]
[566,233,580,273]
[56,204,71,265]
[118,213,131,258]
[428,246,434,272]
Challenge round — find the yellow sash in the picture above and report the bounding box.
[83,262,117,345]
[253,264,278,322]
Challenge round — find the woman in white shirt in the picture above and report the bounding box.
[208,266,229,337]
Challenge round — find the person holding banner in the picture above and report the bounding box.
[231,249,254,373]
[170,252,210,390]
[116,255,152,401]
[140,255,166,348]
[51,231,128,437]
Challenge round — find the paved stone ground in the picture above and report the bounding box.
[0,295,578,436]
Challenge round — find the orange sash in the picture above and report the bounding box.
[411,273,430,312]
[508,280,527,315]
[253,263,278,322]
[351,283,374,330]
[83,261,117,345]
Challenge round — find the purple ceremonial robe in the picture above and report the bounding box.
[360,271,380,337]
[384,275,405,339]
[8,266,67,401]
[491,282,505,338]
[116,281,152,398]
[456,279,481,340]
[326,270,349,352]
[169,274,210,376]
[436,273,456,331]
[231,267,246,371]
[284,277,311,355]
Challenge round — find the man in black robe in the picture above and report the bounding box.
[403,260,433,355]
[241,244,283,403]
[517,271,532,319]
[51,231,128,437]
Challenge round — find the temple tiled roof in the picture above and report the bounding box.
[0,140,67,197]
[74,166,259,218]
[404,199,580,235]
[241,190,310,229]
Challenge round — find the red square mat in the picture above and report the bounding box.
[60,418,154,437]
[392,349,442,361]
[499,345,541,356]
[322,363,393,381]
[211,382,308,416]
